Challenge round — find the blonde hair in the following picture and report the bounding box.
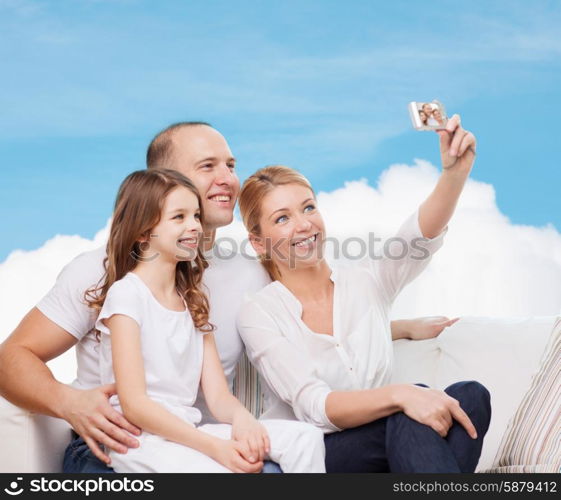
[238,165,315,281]
[85,168,214,336]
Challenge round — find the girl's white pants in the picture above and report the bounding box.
[109,419,326,473]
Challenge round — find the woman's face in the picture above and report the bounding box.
[253,183,326,272]
[433,109,442,122]
[419,110,427,123]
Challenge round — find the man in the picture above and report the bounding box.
[0,122,457,473]
[0,122,272,473]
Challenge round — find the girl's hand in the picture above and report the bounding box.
[408,316,460,341]
[231,409,271,464]
[210,438,264,473]
[396,384,477,439]
[437,114,476,174]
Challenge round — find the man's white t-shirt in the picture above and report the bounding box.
[36,242,270,422]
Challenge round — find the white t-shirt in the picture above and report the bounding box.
[96,272,206,425]
[36,242,270,421]
[237,210,446,433]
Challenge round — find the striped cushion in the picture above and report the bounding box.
[232,351,264,418]
[484,317,561,473]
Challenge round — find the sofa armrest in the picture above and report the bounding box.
[0,396,72,473]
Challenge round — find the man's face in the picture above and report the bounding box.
[168,125,240,232]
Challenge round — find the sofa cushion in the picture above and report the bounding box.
[233,351,264,417]
[482,317,560,473]
[435,316,556,472]
[391,337,440,388]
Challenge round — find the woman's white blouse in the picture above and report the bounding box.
[237,210,446,433]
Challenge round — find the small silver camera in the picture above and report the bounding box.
[408,100,448,131]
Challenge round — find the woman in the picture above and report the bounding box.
[236,115,491,472]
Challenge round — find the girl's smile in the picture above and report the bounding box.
[177,236,199,251]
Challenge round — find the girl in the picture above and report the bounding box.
[86,168,325,473]
[236,115,491,472]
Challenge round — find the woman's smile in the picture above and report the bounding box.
[291,233,319,249]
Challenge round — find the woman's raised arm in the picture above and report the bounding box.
[418,114,476,239]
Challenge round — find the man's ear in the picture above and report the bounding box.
[249,233,265,256]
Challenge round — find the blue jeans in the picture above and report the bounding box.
[63,433,283,473]
[324,380,491,473]
[63,434,115,474]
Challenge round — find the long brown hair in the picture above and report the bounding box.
[85,168,214,333]
[238,165,315,281]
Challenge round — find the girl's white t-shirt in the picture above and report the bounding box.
[95,272,206,425]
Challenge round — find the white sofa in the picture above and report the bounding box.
[0,315,556,473]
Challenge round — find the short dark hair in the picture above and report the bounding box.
[146,121,212,169]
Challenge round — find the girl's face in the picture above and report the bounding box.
[143,186,202,263]
[252,183,326,273]
[433,109,442,121]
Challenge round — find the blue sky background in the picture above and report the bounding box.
[1,0,560,262]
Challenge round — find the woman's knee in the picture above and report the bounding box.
[445,380,491,409]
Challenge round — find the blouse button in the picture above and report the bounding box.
[349,367,353,371]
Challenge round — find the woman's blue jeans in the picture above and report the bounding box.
[324,380,491,473]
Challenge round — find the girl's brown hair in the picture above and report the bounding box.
[238,165,315,281]
[85,168,214,333]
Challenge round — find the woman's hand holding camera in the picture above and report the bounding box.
[437,114,477,173]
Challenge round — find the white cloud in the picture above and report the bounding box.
[316,160,561,318]
[1,162,560,380]
[0,221,110,383]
